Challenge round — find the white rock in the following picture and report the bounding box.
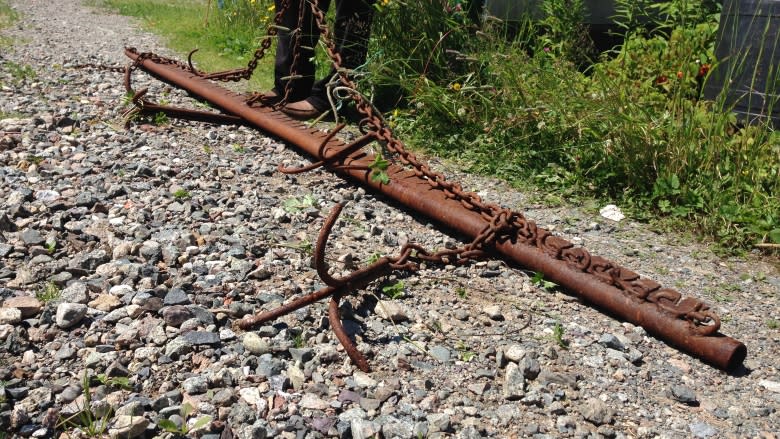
[22,350,36,365]
[503,344,526,362]
[108,415,149,439]
[238,387,267,415]
[353,371,378,388]
[374,300,408,322]
[599,204,625,222]
[759,379,780,393]
[242,332,270,355]
[299,393,329,410]
[483,304,504,320]
[0,308,22,325]
[55,303,87,328]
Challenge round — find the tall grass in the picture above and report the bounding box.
[365,0,779,251]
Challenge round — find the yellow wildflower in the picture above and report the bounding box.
[451,82,461,91]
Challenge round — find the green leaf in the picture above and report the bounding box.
[381,281,405,299]
[769,229,780,244]
[370,170,390,185]
[180,402,194,418]
[532,271,556,290]
[369,154,389,172]
[157,419,178,432]
[191,415,212,431]
[282,194,316,213]
[369,154,391,185]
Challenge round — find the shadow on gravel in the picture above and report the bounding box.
[728,364,751,378]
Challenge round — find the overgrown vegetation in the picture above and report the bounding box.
[1,1,29,81]
[94,0,778,253]
[1,61,36,88]
[368,0,778,252]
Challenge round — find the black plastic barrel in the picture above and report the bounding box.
[704,0,779,127]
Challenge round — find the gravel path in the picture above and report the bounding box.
[1,1,779,438]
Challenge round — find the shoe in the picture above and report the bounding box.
[256,91,282,106]
[281,99,324,120]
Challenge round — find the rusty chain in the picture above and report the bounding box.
[306,0,720,334]
[199,0,292,82]
[71,62,127,74]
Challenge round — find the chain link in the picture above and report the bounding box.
[198,0,292,82]
[71,62,127,74]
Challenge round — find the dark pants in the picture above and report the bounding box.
[273,0,375,110]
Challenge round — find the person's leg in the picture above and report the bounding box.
[273,0,330,101]
[306,0,375,111]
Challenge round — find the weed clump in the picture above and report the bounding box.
[366,0,779,252]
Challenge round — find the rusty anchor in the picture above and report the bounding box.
[114,0,746,372]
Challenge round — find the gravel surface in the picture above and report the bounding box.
[1,1,779,438]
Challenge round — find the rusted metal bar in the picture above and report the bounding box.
[236,257,393,330]
[237,204,395,371]
[329,295,370,372]
[125,48,747,371]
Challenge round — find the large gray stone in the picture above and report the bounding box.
[55,302,88,328]
[581,398,614,425]
[108,415,150,439]
[503,362,525,400]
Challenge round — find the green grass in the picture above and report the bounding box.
[0,0,17,37]
[95,373,132,390]
[56,374,111,437]
[1,61,36,86]
[36,282,61,303]
[552,320,568,349]
[157,403,211,435]
[381,280,405,300]
[370,0,779,253]
[91,0,275,91]
[172,188,190,200]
